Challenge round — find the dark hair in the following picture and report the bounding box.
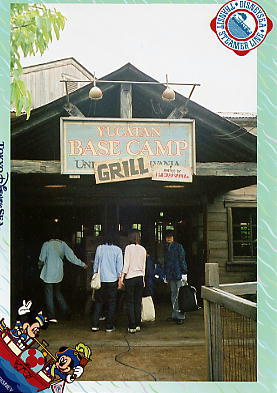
[102,232,117,245]
[165,230,175,238]
[128,230,141,244]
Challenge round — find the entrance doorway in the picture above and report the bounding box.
[11,184,205,319]
[74,203,204,293]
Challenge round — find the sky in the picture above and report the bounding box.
[21,4,257,113]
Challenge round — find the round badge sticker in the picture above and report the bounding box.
[210,0,273,55]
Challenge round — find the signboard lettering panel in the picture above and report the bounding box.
[60,118,196,179]
[94,156,151,184]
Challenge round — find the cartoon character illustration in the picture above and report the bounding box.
[0,300,92,392]
[10,300,48,350]
[49,346,85,383]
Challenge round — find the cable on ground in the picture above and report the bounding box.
[114,334,158,381]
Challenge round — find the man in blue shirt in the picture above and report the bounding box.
[91,232,123,332]
[164,231,188,325]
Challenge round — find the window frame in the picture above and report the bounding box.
[226,201,257,265]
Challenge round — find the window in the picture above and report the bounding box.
[62,74,79,95]
[74,224,84,245]
[75,231,82,245]
[94,224,101,237]
[66,80,79,94]
[154,222,175,243]
[227,205,257,263]
[132,223,141,230]
[155,222,163,243]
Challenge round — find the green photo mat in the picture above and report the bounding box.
[0,1,276,392]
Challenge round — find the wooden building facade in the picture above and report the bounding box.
[11,62,257,309]
[17,57,93,111]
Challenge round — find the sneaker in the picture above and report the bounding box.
[128,328,136,334]
[91,327,100,332]
[49,318,58,323]
[106,327,116,333]
[176,319,185,325]
[135,326,141,332]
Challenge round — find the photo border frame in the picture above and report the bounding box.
[0,1,276,392]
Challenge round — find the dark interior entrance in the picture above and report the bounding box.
[12,170,232,322]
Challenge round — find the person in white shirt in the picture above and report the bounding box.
[119,230,146,333]
[38,235,87,323]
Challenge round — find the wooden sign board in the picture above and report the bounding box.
[60,118,195,176]
[152,165,192,182]
[94,156,151,184]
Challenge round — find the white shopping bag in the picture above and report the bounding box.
[141,296,155,322]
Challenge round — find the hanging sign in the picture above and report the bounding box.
[94,156,151,184]
[152,165,192,182]
[60,118,195,182]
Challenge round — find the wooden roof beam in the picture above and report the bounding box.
[120,83,132,118]
[11,160,256,176]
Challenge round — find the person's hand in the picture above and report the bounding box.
[38,260,43,270]
[181,274,187,283]
[118,279,124,290]
[18,300,32,316]
[83,264,88,270]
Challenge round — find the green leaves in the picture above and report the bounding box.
[11,78,32,119]
[10,4,66,119]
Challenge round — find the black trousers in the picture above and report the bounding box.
[92,281,118,329]
[125,276,144,329]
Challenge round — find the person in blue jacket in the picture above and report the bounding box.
[143,248,155,298]
[164,231,188,325]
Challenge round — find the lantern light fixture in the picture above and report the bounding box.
[161,74,176,102]
[89,73,103,100]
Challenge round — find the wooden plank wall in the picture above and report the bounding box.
[22,61,91,109]
[206,185,257,283]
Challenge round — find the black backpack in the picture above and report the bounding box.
[178,284,199,312]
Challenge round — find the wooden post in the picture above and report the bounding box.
[203,298,213,380]
[205,263,219,288]
[167,103,188,119]
[63,102,85,117]
[120,83,132,118]
[204,263,224,381]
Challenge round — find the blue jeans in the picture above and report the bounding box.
[92,281,118,329]
[125,276,144,329]
[44,283,69,319]
[168,280,186,320]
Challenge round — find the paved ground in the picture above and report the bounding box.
[40,301,208,382]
